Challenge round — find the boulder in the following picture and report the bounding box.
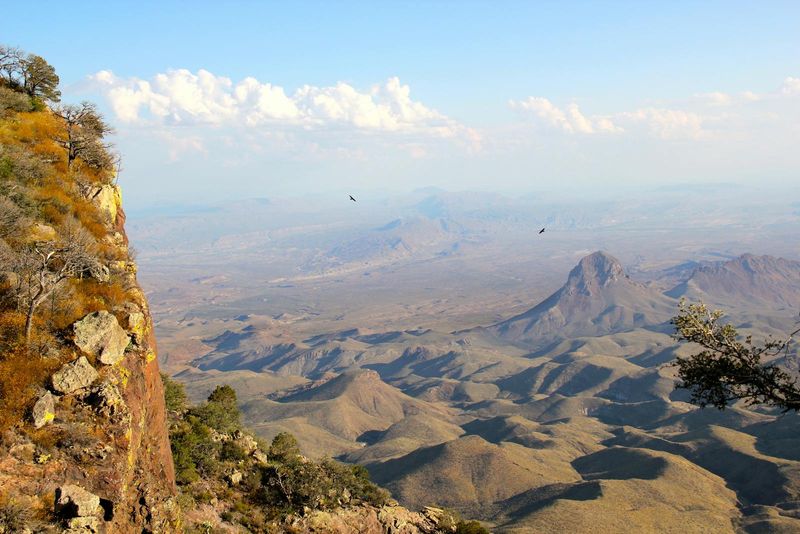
[233,430,258,454]
[124,311,146,343]
[55,485,101,518]
[31,390,57,428]
[52,357,99,394]
[73,311,130,365]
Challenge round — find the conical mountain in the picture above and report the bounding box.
[488,251,674,345]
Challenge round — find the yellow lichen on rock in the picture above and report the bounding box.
[91,184,122,223]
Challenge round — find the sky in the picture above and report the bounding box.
[5,1,800,209]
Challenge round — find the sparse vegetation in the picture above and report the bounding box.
[672,299,800,412]
[0,45,119,431]
[161,375,395,531]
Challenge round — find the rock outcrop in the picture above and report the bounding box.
[282,504,450,533]
[51,356,99,394]
[73,311,131,365]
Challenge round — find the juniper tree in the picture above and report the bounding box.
[672,300,800,412]
[20,54,60,103]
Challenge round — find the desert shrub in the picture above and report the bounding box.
[456,520,490,534]
[0,316,63,431]
[0,144,50,186]
[189,385,241,434]
[220,440,247,462]
[170,416,221,485]
[169,385,247,485]
[268,432,300,462]
[0,195,28,241]
[0,86,33,114]
[74,279,129,313]
[27,424,65,452]
[161,373,188,416]
[0,496,34,533]
[259,436,388,513]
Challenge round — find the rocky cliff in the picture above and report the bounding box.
[0,183,179,532]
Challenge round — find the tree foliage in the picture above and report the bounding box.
[672,300,800,412]
[21,55,60,103]
[0,47,59,103]
[190,384,241,434]
[161,373,188,415]
[52,102,114,171]
[161,378,392,525]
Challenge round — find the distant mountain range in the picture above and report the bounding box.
[667,253,800,310]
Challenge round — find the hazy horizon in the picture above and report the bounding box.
[5,1,800,210]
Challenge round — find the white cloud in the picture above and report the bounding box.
[510,97,621,134]
[89,69,478,147]
[509,74,800,143]
[781,76,800,95]
[620,108,706,140]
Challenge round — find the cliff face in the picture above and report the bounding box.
[0,183,179,532]
[107,200,179,532]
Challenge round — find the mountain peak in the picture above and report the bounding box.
[669,253,800,307]
[565,251,627,296]
[487,251,673,344]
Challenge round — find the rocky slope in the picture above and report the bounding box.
[0,179,180,531]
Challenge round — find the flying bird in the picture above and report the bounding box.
[349,195,357,202]
[539,227,545,234]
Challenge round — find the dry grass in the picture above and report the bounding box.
[0,346,64,432]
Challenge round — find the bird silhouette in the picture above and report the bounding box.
[539,227,545,234]
[349,195,357,202]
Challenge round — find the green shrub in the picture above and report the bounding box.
[258,435,388,514]
[456,520,490,534]
[190,385,241,434]
[268,432,300,462]
[220,440,247,462]
[160,373,187,415]
[170,416,221,485]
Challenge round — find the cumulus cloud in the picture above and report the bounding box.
[510,74,800,143]
[781,76,800,95]
[89,69,478,147]
[510,97,621,134]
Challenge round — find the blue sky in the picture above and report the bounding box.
[5,1,800,208]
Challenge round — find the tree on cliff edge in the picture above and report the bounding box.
[672,300,800,412]
[14,219,98,342]
[53,102,114,172]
